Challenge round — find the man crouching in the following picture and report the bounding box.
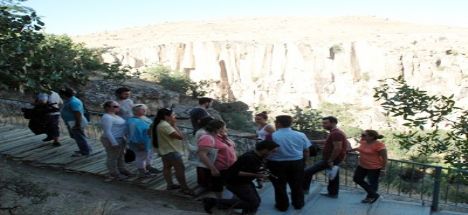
[203,140,279,214]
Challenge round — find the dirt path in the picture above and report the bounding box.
[0,156,205,215]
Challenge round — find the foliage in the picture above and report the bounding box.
[221,112,255,132]
[319,102,363,138]
[289,106,323,133]
[0,1,132,92]
[287,106,329,139]
[144,65,212,98]
[0,0,44,91]
[374,75,467,169]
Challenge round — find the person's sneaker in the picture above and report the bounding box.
[52,142,61,147]
[106,173,128,182]
[320,192,338,199]
[42,136,53,142]
[202,198,217,214]
[71,152,83,157]
[362,194,380,204]
[146,166,162,174]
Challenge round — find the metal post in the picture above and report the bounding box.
[432,166,442,211]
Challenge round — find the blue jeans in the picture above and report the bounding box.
[67,125,91,155]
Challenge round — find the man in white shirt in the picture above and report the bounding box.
[115,87,134,119]
[36,90,63,146]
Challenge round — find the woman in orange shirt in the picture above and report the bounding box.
[353,130,388,203]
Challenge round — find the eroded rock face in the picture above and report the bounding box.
[81,78,187,116]
[74,17,468,128]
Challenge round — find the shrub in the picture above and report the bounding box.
[0,1,132,92]
[374,75,467,169]
[318,102,363,138]
[144,65,212,98]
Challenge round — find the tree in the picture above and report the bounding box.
[288,106,327,139]
[374,75,467,169]
[0,0,132,92]
[0,0,44,91]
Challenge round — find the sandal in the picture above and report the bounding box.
[179,188,196,196]
[166,184,181,190]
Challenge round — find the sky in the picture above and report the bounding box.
[23,0,468,35]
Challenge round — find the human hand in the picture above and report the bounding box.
[210,168,220,176]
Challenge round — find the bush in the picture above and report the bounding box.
[318,102,363,138]
[374,75,467,169]
[144,65,212,98]
[286,106,328,139]
[0,1,132,92]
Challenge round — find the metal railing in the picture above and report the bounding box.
[0,97,466,212]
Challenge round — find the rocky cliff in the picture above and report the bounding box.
[74,17,468,127]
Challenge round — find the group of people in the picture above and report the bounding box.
[31,86,388,215]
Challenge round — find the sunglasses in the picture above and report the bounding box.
[112,105,120,108]
[361,134,368,137]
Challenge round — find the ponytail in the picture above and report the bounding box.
[151,108,173,148]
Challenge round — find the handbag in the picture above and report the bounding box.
[188,134,218,168]
[124,148,136,163]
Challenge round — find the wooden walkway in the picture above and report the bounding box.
[0,124,202,196]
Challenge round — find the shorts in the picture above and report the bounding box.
[161,151,183,161]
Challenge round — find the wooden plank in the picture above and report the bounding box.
[66,152,107,170]
[10,143,57,159]
[0,134,42,152]
[2,139,50,156]
[0,128,34,139]
[0,125,19,133]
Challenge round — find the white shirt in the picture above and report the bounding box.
[256,124,271,141]
[117,98,134,119]
[37,91,63,115]
[100,113,127,146]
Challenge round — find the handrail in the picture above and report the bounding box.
[0,96,467,211]
[1,97,465,170]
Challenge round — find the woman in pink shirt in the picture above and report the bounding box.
[352,130,388,204]
[197,119,237,198]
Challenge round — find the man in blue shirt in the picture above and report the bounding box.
[267,115,311,212]
[59,87,92,157]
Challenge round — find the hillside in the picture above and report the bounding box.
[74,16,468,128]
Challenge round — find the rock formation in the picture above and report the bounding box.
[74,17,468,128]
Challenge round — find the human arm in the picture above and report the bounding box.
[101,116,118,146]
[379,148,388,175]
[302,134,312,161]
[327,141,343,166]
[197,147,220,176]
[265,125,276,133]
[169,126,184,140]
[72,111,82,129]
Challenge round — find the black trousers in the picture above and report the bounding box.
[303,160,340,196]
[217,182,261,213]
[45,114,60,139]
[353,165,381,198]
[267,159,305,211]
